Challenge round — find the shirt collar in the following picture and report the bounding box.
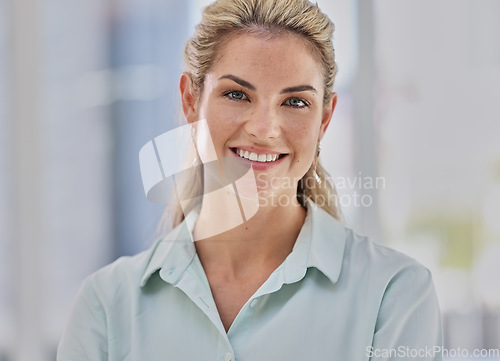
[140,201,346,288]
[140,208,198,287]
[300,200,346,284]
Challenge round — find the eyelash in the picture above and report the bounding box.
[222,90,310,109]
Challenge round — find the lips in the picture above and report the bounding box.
[231,147,286,163]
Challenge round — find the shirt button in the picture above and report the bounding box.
[224,352,232,361]
[250,299,258,308]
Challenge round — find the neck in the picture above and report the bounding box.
[193,192,306,280]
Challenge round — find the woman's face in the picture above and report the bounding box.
[181,32,336,202]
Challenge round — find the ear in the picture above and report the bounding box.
[180,72,199,124]
[318,92,337,142]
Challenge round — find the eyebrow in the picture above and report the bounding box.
[219,74,256,91]
[219,74,317,94]
[280,85,317,94]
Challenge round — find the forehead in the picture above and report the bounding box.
[207,32,324,90]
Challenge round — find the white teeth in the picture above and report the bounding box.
[234,148,282,163]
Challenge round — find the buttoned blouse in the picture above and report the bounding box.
[57,202,442,361]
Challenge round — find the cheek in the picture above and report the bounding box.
[202,107,241,154]
[287,121,320,158]
[194,119,218,163]
[295,145,316,171]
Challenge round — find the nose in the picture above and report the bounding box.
[244,104,281,140]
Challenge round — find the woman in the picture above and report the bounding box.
[58,0,442,360]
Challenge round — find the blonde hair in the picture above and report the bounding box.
[161,0,341,232]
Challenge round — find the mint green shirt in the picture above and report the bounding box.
[57,203,442,361]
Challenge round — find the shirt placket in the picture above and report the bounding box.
[171,266,236,361]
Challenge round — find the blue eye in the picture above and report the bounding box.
[284,97,309,108]
[224,90,248,101]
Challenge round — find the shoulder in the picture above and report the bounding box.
[79,242,159,306]
[340,227,440,330]
[344,232,443,349]
[347,228,426,270]
[307,203,433,290]
[340,226,435,301]
[308,207,441,346]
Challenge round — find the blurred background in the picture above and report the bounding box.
[1,0,500,360]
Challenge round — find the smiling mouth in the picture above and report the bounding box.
[231,148,286,163]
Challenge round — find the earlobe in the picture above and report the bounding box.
[318,92,337,141]
[180,72,198,124]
